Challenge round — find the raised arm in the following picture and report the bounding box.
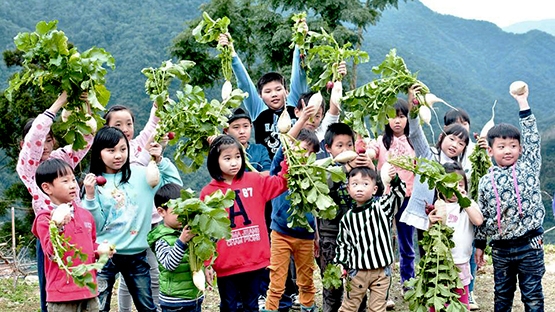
[287,46,309,107]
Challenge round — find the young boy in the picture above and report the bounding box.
[318,123,373,312]
[474,87,545,311]
[263,129,321,312]
[31,158,100,311]
[147,183,204,312]
[335,167,405,312]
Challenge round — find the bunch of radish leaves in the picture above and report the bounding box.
[404,223,467,312]
[5,20,114,150]
[193,12,233,82]
[169,188,234,273]
[388,155,471,208]
[468,138,492,201]
[289,12,310,69]
[341,49,429,138]
[280,134,345,231]
[322,263,343,289]
[49,220,108,293]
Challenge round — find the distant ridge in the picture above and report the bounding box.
[503,19,555,36]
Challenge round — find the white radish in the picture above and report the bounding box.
[330,81,343,106]
[85,114,97,133]
[418,106,432,125]
[333,150,358,164]
[380,162,393,185]
[97,240,115,255]
[366,148,376,160]
[221,80,233,101]
[61,108,72,122]
[305,91,323,118]
[509,81,528,95]
[277,109,292,133]
[434,199,447,224]
[192,270,206,292]
[51,203,72,225]
[146,159,160,188]
[480,100,497,138]
[424,93,458,111]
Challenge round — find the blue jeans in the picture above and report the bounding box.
[492,240,545,312]
[37,239,48,312]
[395,197,415,284]
[469,246,477,292]
[218,268,266,312]
[97,250,156,312]
[118,246,160,311]
[160,297,203,312]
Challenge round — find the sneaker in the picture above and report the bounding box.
[291,294,300,310]
[468,292,480,310]
[258,295,266,310]
[386,299,395,310]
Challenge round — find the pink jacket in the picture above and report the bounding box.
[373,135,416,197]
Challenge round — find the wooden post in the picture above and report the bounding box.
[11,207,17,288]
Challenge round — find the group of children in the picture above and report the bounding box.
[19,28,545,312]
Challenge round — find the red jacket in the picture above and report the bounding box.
[200,166,287,277]
[32,202,99,302]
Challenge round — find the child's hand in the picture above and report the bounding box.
[427,208,442,225]
[407,83,423,110]
[297,99,317,123]
[49,91,69,113]
[148,140,163,163]
[205,266,215,290]
[338,264,346,278]
[336,61,347,77]
[83,173,97,200]
[179,225,195,243]
[218,33,235,54]
[350,153,374,170]
[386,163,396,180]
[159,133,169,149]
[476,136,488,149]
[475,248,486,268]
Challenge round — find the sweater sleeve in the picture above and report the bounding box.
[287,46,309,108]
[83,197,106,231]
[334,215,351,266]
[408,117,432,159]
[379,176,406,218]
[261,159,289,202]
[132,105,159,158]
[519,112,541,175]
[155,238,188,271]
[156,157,184,188]
[33,214,56,257]
[316,111,339,141]
[232,55,266,120]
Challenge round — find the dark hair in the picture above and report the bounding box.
[35,158,74,194]
[103,105,135,124]
[155,183,182,209]
[22,118,54,143]
[297,129,320,153]
[256,72,287,95]
[207,135,246,181]
[438,162,467,204]
[444,109,470,127]
[348,166,378,182]
[436,123,469,162]
[296,92,326,114]
[486,123,520,147]
[324,123,355,147]
[383,99,413,150]
[89,127,131,183]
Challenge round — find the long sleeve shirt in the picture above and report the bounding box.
[475,110,544,249]
[374,134,416,197]
[335,177,406,270]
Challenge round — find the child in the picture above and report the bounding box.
[428,162,483,309]
[17,91,93,312]
[443,108,475,179]
[82,126,183,311]
[335,166,406,312]
[319,123,373,312]
[31,158,100,311]
[474,88,545,311]
[147,183,204,312]
[200,134,289,312]
[262,129,321,312]
[371,99,417,295]
[103,103,164,311]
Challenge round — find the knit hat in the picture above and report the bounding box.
[227,107,251,124]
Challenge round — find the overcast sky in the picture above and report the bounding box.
[419,0,555,27]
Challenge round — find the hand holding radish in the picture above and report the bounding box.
[179,225,195,244]
[407,83,423,110]
[218,33,235,54]
[349,153,374,170]
[509,80,530,111]
[205,266,215,290]
[297,99,318,124]
[148,140,164,164]
[83,173,98,200]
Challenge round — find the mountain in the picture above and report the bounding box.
[504,19,555,36]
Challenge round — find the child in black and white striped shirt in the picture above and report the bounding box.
[334,167,405,312]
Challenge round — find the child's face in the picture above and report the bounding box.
[295,106,324,132]
[488,137,521,167]
[260,81,288,110]
[225,118,252,146]
[440,134,467,158]
[446,178,466,203]
[101,138,129,174]
[159,206,182,230]
[42,173,78,205]
[347,172,377,206]
[107,110,134,141]
[388,112,407,137]
[455,118,470,135]
[218,146,242,181]
[40,134,55,162]
[299,140,316,156]
[326,134,354,158]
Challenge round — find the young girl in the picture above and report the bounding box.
[103,104,164,310]
[400,86,470,246]
[82,126,182,311]
[371,99,417,297]
[200,134,288,312]
[16,91,93,312]
[428,162,483,309]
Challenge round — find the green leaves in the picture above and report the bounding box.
[388,155,471,208]
[468,143,492,201]
[404,223,467,311]
[193,12,233,81]
[322,263,343,289]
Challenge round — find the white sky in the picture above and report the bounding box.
[419,0,555,27]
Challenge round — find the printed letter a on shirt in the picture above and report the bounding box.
[229,190,252,228]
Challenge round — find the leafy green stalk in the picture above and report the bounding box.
[279,134,345,231]
[468,139,492,201]
[48,221,108,293]
[341,49,429,138]
[404,223,467,312]
[192,12,233,81]
[322,263,342,289]
[5,20,115,150]
[289,12,310,69]
[388,155,471,208]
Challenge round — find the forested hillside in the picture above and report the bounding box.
[1,0,554,238]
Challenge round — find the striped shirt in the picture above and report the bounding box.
[335,177,406,270]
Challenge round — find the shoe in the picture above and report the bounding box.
[291,294,300,310]
[258,295,266,311]
[468,292,480,310]
[386,299,395,310]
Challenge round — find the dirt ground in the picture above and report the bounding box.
[1,245,554,311]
